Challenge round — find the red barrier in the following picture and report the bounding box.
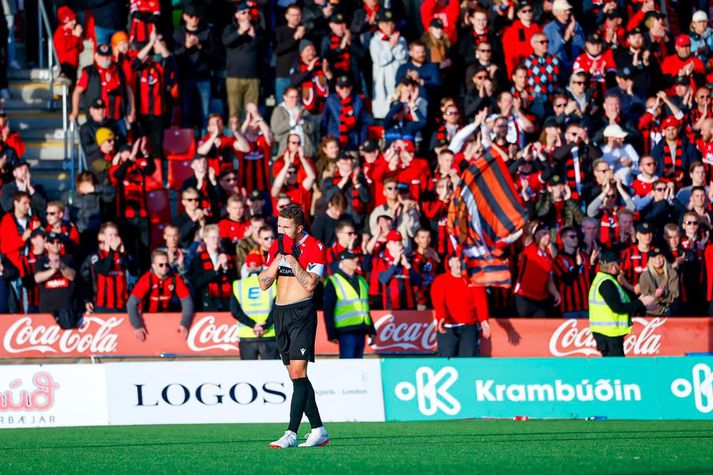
[0,312,710,358]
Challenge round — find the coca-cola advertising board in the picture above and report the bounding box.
[0,365,108,428]
[0,313,710,358]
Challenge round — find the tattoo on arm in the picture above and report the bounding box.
[260,274,275,288]
[288,258,316,291]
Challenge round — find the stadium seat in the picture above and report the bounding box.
[150,222,166,250]
[368,125,384,141]
[167,159,193,190]
[163,127,196,162]
[144,158,164,192]
[146,189,171,225]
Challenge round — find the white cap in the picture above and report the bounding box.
[552,0,573,13]
[692,11,708,23]
[603,124,628,139]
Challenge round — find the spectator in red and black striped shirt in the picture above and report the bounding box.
[370,229,420,310]
[91,222,132,313]
[553,226,593,318]
[20,229,47,313]
[189,225,238,311]
[127,249,194,342]
[619,222,654,295]
[237,104,273,194]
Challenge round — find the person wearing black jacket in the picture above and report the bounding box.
[189,225,237,311]
[223,1,265,120]
[173,2,217,129]
[79,98,123,171]
[275,5,306,102]
[0,254,19,313]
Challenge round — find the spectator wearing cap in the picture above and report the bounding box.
[230,252,279,360]
[395,40,441,102]
[652,116,699,188]
[369,9,408,119]
[513,225,561,317]
[422,18,452,76]
[270,86,317,157]
[553,226,592,319]
[182,154,225,219]
[370,229,421,310]
[661,34,706,92]
[45,200,80,257]
[53,6,83,88]
[290,38,332,115]
[0,191,41,272]
[223,2,265,121]
[600,123,640,185]
[419,0,459,45]
[543,0,585,77]
[501,2,541,77]
[173,2,216,129]
[572,33,616,86]
[0,161,47,217]
[321,13,360,84]
[619,222,655,295]
[588,250,651,357]
[79,98,123,175]
[639,247,680,316]
[689,11,713,64]
[638,92,685,156]
[552,123,602,202]
[70,43,134,134]
[522,33,561,119]
[608,66,647,121]
[598,6,626,50]
[275,5,307,103]
[19,228,46,313]
[321,152,370,229]
[34,230,78,317]
[431,254,490,357]
[614,28,661,100]
[108,138,156,271]
[535,174,584,232]
[189,224,238,312]
[321,75,368,151]
[324,249,375,358]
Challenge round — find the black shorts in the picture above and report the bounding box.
[273,299,317,365]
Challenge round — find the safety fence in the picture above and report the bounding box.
[0,312,711,358]
[0,357,711,429]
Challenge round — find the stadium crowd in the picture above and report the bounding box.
[0,0,712,331]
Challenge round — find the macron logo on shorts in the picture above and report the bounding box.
[300,348,306,355]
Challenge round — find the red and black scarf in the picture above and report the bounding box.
[329,33,350,73]
[663,139,683,175]
[364,2,380,32]
[299,60,328,114]
[338,94,357,146]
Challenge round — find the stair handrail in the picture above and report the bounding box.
[38,2,78,192]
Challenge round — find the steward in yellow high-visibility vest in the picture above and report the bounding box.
[588,251,652,357]
[229,254,279,360]
[323,249,375,359]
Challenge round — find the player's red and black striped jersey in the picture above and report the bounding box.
[131,271,191,312]
[553,251,591,313]
[95,249,129,310]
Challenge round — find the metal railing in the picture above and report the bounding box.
[37,1,78,193]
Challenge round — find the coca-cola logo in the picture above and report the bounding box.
[186,316,240,352]
[370,314,436,352]
[2,317,122,355]
[549,317,666,357]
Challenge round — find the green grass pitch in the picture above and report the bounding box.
[1,420,712,474]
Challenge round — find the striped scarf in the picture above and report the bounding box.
[447,152,527,287]
[338,94,356,146]
[329,33,350,73]
[663,139,683,175]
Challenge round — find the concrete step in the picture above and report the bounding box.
[23,140,68,161]
[7,110,65,131]
[8,68,57,82]
[19,127,67,141]
[7,82,69,103]
[1,97,52,109]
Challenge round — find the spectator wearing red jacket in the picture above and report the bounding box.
[0,191,42,271]
[431,255,490,357]
[370,229,420,310]
[53,6,84,87]
[513,226,561,317]
[501,2,541,77]
[0,111,25,159]
[660,35,706,92]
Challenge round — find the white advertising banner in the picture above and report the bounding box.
[0,365,108,429]
[105,359,385,425]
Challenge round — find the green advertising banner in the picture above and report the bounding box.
[381,357,713,421]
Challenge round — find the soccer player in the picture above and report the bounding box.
[259,204,329,448]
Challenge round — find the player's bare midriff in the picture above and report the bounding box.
[276,275,312,305]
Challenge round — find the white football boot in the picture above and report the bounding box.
[269,430,298,448]
[298,427,330,447]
